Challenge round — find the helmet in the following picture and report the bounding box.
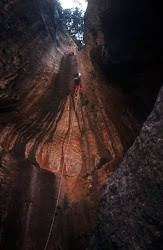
[79,73,81,76]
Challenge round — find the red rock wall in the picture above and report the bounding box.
[0,0,162,249]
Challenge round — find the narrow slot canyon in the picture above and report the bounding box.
[0,0,162,249]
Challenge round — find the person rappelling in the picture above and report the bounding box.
[74,73,82,94]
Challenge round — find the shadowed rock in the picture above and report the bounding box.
[87,87,163,249]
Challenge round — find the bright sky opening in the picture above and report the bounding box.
[60,0,87,12]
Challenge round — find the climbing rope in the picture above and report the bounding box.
[44,87,80,250]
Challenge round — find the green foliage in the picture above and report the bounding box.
[57,1,85,49]
[62,7,84,39]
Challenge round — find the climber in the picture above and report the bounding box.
[74,72,82,93]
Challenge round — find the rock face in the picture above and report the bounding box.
[83,0,162,111]
[88,87,163,250]
[83,1,163,249]
[0,0,162,249]
[0,0,77,119]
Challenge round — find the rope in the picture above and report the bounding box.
[44,87,80,250]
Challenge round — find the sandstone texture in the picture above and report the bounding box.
[0,0,77,119]
[88,87,163,250]
[0,0,163,249]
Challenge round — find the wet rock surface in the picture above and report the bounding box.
[88,88,163,250]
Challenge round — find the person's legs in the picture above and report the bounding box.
[80,85,82,92]
[75,85,78,92]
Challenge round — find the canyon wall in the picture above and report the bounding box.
[0,0,77,121]
[88,87,163,249]
[82,0,163,249]
[0,0,162,249]
[83,0,162,111]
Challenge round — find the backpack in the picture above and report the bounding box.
[74,73,79,80]
[74,73,80,85]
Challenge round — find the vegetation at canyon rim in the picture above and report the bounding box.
[57,0,87,49]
